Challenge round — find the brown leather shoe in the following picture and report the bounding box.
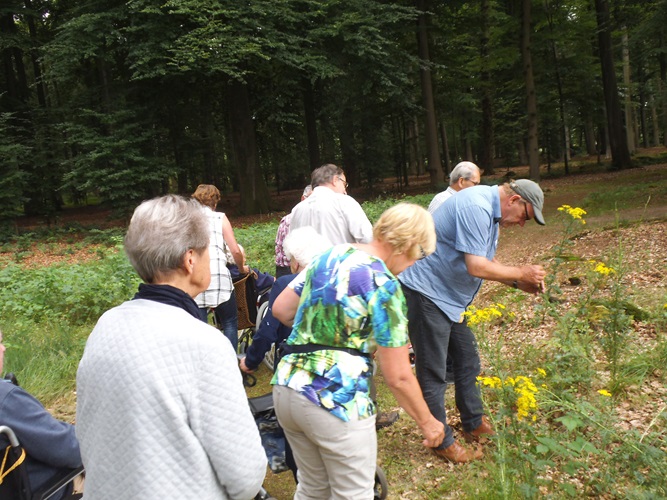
[433,441,483,463]
[463,416,495,443]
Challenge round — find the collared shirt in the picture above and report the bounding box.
[428,186,457,214]
[194,206,233,308]
[271,245,408,421]
[400,185,501,322]
[274,213,291,267]
[290,186,373,244]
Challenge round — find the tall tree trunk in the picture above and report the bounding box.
[479,0,495,176]
[200,93,217,185]
[546,1,569,174]
[416,0,444,186]
[24,0,46,108]
[584,117,598,155]
[226,80,270,214]
[392,115,408,188]
[302,78,320,170]
[650,95,660,147]
[595,0,632,169]
[521,0,540,180]
[439,121,451,174]
[407,117,422,176]
[339,108,358,185]
[621,28,635,154]
[660,30,667,147]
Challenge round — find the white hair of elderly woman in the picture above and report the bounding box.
[283,226,332,268]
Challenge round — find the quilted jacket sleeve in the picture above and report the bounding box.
[191,338,267,500]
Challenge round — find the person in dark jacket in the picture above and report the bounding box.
[240,226,331,374]
[0,329,83,499]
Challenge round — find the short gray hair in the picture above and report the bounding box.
[283,226,332,268]
[311,164,343,188]
[449,161,480,186]
[124,195,209,283]
[302,185,313,198]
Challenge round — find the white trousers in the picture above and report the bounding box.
[273,385,377,500]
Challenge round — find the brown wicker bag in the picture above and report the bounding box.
[233,270,259,330]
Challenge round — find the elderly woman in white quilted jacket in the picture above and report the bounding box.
[75,195,266,500]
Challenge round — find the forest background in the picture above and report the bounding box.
[2,0,667,226]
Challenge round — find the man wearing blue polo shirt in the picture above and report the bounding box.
[399,179,547,463]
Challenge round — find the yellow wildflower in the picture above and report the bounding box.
[536,368,547,377]
[592,262,615,276]
[557,204,587,224]
[597,389,612,397]
[463,303,507,326]
[477,376,502,389]
[477,374,539,422]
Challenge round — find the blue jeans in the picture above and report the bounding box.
[198,293,239,352]
[402,285,483,449]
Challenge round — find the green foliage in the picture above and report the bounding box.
[0,245,140,326]
[234,221,279,274]
[361,193,431,223]
[59,109,175,216]
[0,112,29,225]
[1,316,89,403]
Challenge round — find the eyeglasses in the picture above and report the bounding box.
[336,176,349,189]
[522,200,531,221]
[466,178,480,186]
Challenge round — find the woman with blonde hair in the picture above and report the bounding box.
[271,202,445,499]
[192,184,249,351]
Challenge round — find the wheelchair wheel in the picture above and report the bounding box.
[237,328,254,354]
[254,486,277,500]
[374,465,389,500]
[262,343,276,371]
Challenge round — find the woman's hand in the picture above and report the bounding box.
[377,345,446,449]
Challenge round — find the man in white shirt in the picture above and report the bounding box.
[290,164,373,244]
[428,161,482,214]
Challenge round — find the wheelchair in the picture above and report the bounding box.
[0,377,83,500]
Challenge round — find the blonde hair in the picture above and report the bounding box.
[373,203,436,260]
[192,184,221,210]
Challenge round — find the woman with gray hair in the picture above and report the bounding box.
[76,195,266,499]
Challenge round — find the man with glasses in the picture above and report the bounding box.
[399,179,547,463]
[428,161,482,214]
[290,163,373,245]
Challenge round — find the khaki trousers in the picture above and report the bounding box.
[273,385,377,500]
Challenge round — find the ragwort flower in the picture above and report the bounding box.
[557,204,587,224]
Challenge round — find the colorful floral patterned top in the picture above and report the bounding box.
[271,244,409,421]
